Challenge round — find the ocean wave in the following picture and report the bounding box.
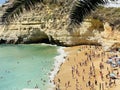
[48,47,67,90]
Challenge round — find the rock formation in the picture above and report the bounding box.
[98,22,120,50]
[0,1,120,50]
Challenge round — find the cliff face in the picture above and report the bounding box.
[95,22,120,50]
[0,1,120,50]
[0,2,98,45]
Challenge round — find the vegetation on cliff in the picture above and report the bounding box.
[1,0,107,26]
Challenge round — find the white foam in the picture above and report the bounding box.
[25,43,57,47]
[40,43,57,47]
[48,47,67,89]
[22,88,40,90]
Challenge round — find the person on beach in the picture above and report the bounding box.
[113,80,116,86]
[117,71,119,77]
[83,69,85,73]
[76,68,80,76]
[68,81,70,87]
[82,76,85,81]
[105,82,108,88]
[100,71,104,80]
[58,78,60,83]
[99,62,104,69]
[54,46,120,90]
[65,83,67,90]
[95,80,97,85]
[88,80,91,86]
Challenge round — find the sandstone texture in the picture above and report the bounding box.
[0,1,120,50]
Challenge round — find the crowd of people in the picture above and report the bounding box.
[54,45,120,90]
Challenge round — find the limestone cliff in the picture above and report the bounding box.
[0,1,120,50]
[96,22,120,50]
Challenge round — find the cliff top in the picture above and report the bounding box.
[90,7,120,30]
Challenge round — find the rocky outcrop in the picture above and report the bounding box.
[0,1,120,50]
[0,2,99,45]
[97,22,120,50]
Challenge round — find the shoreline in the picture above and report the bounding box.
[54,45,120,90]
[49,47,67,90]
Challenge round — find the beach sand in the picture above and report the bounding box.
[54,45,120,90]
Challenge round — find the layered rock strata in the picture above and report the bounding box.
[0,1,120,50]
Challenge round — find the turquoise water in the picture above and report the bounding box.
[0,44,58,90]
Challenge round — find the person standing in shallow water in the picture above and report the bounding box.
[35,84,38,88]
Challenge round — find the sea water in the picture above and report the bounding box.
[0,44,59,90]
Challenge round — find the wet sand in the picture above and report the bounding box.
[54,45,120,90]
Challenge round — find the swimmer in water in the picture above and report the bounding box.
[35,84,38,88]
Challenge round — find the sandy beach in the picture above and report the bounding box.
[54,45,120,90]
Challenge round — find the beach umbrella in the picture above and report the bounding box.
[111,63,117,68]
[118,48,120,52]
[107,59,113,64]
[109,73,115,77]
[109,73,117,79]
[117,60,120,65]
[112,61,116,64]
